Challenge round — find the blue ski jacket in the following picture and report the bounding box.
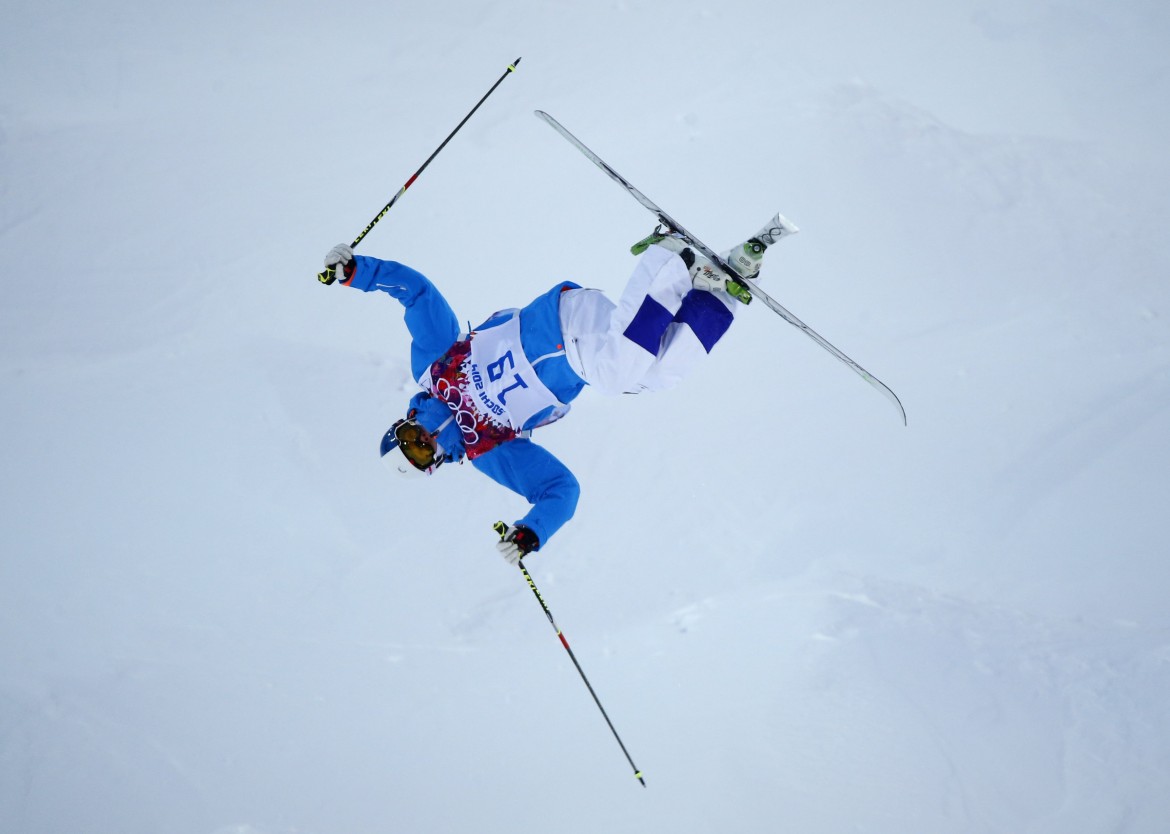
[344,255,586,546]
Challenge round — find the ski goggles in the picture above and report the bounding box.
[392,419,438,470]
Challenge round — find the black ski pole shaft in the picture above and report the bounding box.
[317,57,521,284]
[494,523,646,787]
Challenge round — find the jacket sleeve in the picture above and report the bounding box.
[471,439,580,547]
[345,255,460,380]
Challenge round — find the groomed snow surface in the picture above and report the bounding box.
[3,2,1169,832]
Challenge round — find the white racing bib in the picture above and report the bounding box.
[467,313,564,430]
[423,312,569,459]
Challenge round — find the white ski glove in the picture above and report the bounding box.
[320,243,354,285]
[493,522,540,566]
[325,243,353,268]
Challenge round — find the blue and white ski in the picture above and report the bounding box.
[535,110,907,426]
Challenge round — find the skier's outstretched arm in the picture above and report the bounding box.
[344,255,461,379]
[471,439,580,549]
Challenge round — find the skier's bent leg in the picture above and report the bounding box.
[562,247,694,395]
[634,288,737,392]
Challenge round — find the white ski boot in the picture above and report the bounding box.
[630,212,799,303]
[723,213,799,280]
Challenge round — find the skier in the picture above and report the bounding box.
[322,214,796,564]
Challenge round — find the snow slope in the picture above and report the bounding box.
[2,1,1169,832]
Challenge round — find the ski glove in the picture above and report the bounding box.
[493,522,540,566]
[320,243,355,285]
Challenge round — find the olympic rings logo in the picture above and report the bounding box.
[433,377,481,446]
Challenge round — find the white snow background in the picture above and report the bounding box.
[3,1,1169,832]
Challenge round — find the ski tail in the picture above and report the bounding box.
[534,111,753,296]
[535,110,664,222]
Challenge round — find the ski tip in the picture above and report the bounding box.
[511,57,522,69]
[883,381,908,426]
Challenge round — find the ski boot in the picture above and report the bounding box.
[631,226,754,303]
[689,250,755,304]
[723,212,800,280]
[630,212,798,304]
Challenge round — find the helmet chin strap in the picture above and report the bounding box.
[430,413,454,460]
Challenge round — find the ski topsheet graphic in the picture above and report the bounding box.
[535,110,907,426]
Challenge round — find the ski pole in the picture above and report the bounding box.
[494,522,646,787]
[317,57,522,284]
